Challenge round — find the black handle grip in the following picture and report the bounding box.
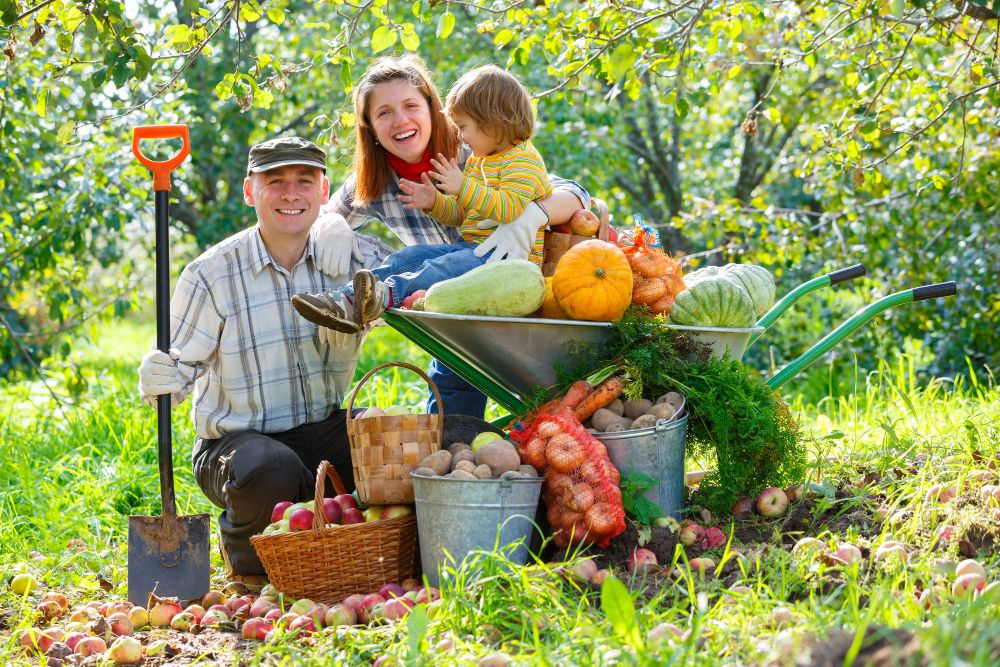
[912,281,957,302]
[827,263,867,286]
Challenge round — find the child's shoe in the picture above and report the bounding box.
[291,290,361,334]
[352,270,389,326]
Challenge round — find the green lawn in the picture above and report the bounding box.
[2,317,1000,665]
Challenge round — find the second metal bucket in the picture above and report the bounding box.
[595,414,688,519]
[411,473,544,587]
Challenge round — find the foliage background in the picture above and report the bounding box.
[0,0,997,398]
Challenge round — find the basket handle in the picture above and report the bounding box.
[310,460,349,534]
[346,361,444,425]
[593,198,610,242]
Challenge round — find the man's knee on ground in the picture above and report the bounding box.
[225,444,308,515]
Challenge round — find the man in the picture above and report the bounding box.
[136,137,392,587]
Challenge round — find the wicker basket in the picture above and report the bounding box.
[250,461,421,603]
[346,362,444,505]
[541,198,610,277]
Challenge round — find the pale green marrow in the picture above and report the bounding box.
[423,259,546,317]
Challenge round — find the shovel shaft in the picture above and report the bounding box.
[155,190,177,518]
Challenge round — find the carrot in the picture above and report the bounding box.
[573,377,625,422]
[551,380,594,415]
[518,396,562,426]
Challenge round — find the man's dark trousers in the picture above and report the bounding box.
[192,408,355,577]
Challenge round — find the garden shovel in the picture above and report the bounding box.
[127,125,210,607]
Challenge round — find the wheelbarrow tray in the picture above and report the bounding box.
[382,309,763,410]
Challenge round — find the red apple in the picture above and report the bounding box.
[358,594,386,624]
[569,209,600,237]
[242,617,269,641]
[183,604,206,624]
[202,609,229,625]
[306,603,329,628]
[567,558,598,584]
[288,508,314,532]
[689,557,715,572]
[341,508,365,524]
[379,583,406,599]
[732,496,754,520]
[74,636,107,656]
[250,598,277,618]
[756,487,789,518]
[207,604,231,618]
[400,578,421,591]
[226,595,249,612]
[592,569,614,586]
[289,615,317,635]
[40,591,69,613]
[276,612,299,629]
[334,494,360,511]
[271,501,293,524]
[784,484,804,502]
[321,497,343,525]
[401,290,427,310]
[415,587,440,604]
[607,226,619,243]
[627,548,658,573]
[383,597,415,621]
[679,522,705,547]
[549,222,572,234]
[343,594,365,614]
[325,604,357,626]
[704,527,726,549]
[108,612,134,636]
[648,622,683,643]
[64,631,86,651]
[953,573,985,599]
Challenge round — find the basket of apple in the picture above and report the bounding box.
[346,362,445,506]
[250,461,421,604]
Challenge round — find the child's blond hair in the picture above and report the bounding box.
[445,65,534,145]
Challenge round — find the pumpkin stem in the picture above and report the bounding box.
[594,267,607,279]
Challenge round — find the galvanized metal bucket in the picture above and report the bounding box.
[411,473,544,587]
[595,414,688,519]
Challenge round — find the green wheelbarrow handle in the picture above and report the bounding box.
[765,281,957,389]
[748,263,867,348]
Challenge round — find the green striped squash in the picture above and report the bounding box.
[719,264,775,318]
[667,276,756,328]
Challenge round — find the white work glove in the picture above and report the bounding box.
[319,326,362,351]
[137,348,189,407]
[314,212,364,278]
[473,201,547,263]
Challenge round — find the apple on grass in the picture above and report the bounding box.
[379,583,406,599]
[325,604,357,626]
[627,548,657,574]
[358,594,386,624]
[678,522,705,547]
[756,487,789,518]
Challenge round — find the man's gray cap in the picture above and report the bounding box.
[247,136,327,174]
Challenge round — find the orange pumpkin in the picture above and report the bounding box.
[552,240,633,321]
[539,277,569,320]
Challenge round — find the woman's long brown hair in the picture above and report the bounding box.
[352,55,459,206]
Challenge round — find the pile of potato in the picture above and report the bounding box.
[411,441,539,480]
[583,391,685,434]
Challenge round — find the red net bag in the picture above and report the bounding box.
[510,409,626,548]
[618,218,685,315]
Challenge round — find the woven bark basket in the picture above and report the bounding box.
[346,362,444,505]
[541,198,610,277]
[250,461,421,603]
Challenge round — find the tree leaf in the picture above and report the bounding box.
[90,66,108,87]
[267,8,285,25]
[436,11,454,39]
[607,43,634,82]
[112,62,130,87]
[35,88,48,118]
[601,576,635,638]
[56,121,75,144]
[674,97,689,118]
[494,29,514,48]
[371,26,397,53]
[400,23,419,51]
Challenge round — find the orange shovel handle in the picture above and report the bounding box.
[131,125,191,191]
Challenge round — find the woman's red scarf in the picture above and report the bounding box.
[386,147,434,182]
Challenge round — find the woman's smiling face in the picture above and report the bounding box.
[368,79,433,164]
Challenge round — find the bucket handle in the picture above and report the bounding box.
[346,361,444,438]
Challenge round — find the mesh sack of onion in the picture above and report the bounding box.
[510,409,626,548]
[617,221,685,315]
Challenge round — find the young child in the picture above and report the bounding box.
[293,64,554,334]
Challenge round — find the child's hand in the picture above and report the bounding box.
[398,173,438,211]
[429,153,465,196]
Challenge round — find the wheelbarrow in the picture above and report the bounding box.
[382,263,956,416]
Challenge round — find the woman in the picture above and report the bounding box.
[314,55,591,419]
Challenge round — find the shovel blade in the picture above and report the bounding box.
[128,513,211,607]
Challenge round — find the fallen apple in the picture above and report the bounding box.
[956,559,987,579]
[379,583,406,599]
[704,527,726,549]
[276,612,299,629]
[343,594,366,613]
[107,636,142,664]
[358,594,386,624]
[770,606,795,627]
[64,631,86,651]
[627,548,658,574]
[325,604,357,626]
[41,591,69,613]
[75,636,107,656]
[202,609,229,625]
[108,612,134,636]
[648,622,683,643]
[251,598,278,618]
[784,484,804,502]
[242,617,269,640]
[792,537,826,557]
[592,569,614,586]
[171,612,196,632]
[306,603,329,627]
[756,487,789,518]
[831,543,862,565]
[289,615,318,635]
[145,639,169,657]
[689,557,715,572]
[37,600,62,621]
[415,587,440,604]
[150,600,183,627]
[11,573,39,596]
[289,598,315,616]
[400,577,421,591]
[953,572,985,599]
[678,522,705,547]
[382,597,415,621]
[732,496,755,520]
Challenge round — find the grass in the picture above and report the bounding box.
[2,316,1000,665]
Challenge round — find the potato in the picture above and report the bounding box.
[451,450,477,471]
[411,466,440,477]
[587,428,599,435]
[591,408,619,432]
[473,464,492,479]
[519,464,539,478]
[501,471,526,479]
[606,398,625,417]
[448,442,472,456]
[455,460,477,474]
[419,450,453,476]
[632,414,659,430]
[656,391,683,406]
[476,441,521,478]
[648,403,680,421]
[447,470,476,479]
[623,399,654,420]
[603,418,634,433]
